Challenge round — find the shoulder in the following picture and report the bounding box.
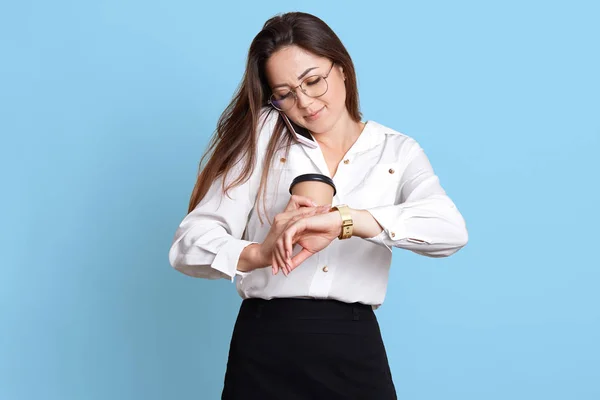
[256,107,279,146]
[227,107,277,169]
[231,107,278,166]
[366,119,423,157]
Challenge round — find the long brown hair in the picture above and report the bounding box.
[187,12,362,222]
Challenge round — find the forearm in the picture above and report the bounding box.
[237,243,269,272]
[363,195,468,256]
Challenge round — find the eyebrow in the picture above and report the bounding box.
[271,66,319,90]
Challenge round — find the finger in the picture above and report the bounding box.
[274,245,288,276]
[276,252,288,276]
[285,194,317,211]
[276,238,288,272]
[290,248,315,269]
[285,228,294,264]
[274,245,289,276]
[279,238,294,273]
[274,207,314,231]
[318,204,332,213]
[281,224,300,267]
[284,218,304,240]
[271,254,279,276]
[286,206,319,221]
[283,210,316,231]
[281,221,301,263]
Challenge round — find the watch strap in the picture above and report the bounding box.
[330,204,353,240]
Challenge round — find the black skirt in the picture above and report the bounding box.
[222,298,397,400]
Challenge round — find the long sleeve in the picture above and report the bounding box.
[168,111,274,281]
[168,167,258,281]
[363,138,468,257]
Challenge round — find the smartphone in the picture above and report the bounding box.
[279,111,318,149]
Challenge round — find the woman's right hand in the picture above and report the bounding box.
[258,195,331,276]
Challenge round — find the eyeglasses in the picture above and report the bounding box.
[268,62,335,111]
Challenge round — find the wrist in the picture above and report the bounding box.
[349,208,383,239]
[254,243,271,269]
[348,208,362,237]
[238,243,268,273]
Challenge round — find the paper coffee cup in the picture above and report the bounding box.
[289,173,336,206]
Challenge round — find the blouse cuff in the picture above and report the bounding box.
[363,205,408,252]
[364,229,393,253]
[212,239,259,282]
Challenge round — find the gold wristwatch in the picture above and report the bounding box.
[330,204,353,240]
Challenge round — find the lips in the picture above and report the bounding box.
[304,107,325,121]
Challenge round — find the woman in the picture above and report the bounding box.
[169,11,468,399]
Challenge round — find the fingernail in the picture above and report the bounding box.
[311,201,318,206]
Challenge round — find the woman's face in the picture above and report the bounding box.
[265,45,348,134]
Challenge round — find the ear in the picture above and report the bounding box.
[338,65,346,81]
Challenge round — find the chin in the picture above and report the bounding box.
[310,110,344,133]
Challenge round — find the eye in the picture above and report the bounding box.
[273,91,293,100]
[304,77,322,86]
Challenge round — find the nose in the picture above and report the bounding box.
[295,90,314,109]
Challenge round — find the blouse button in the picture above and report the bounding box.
[388,168,395,174]
[322,265,329,272]
[343,159,350,164]
[280,157,287,163]
[391,232,396,238]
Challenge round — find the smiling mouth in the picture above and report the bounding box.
[305,107,324,118]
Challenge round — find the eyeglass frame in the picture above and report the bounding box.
[267,62,336,111]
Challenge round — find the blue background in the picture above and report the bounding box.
[1,1,599,399]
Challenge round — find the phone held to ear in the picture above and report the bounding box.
[279,111,318,149]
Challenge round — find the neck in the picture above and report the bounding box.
[313,112,365,154]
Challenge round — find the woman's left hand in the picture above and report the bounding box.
[273,209,342,275]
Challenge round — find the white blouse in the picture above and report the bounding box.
[168,109,468,308]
